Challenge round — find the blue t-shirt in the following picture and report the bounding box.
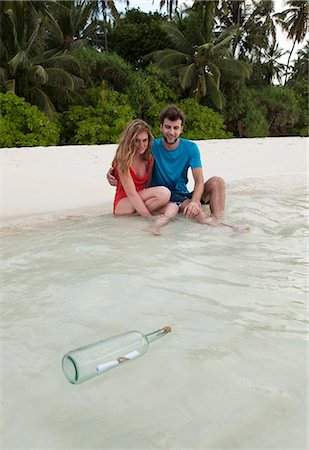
[151,138,202,194]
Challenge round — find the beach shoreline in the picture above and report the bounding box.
[1,136,307,225]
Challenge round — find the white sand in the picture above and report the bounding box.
[1,137,307,224]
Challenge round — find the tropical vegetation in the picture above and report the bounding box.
[0,0,307,147]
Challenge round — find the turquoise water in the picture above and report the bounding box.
[2,174,307,449]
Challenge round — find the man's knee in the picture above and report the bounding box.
[206,176,225,191]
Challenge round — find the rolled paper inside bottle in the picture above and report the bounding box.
[121,350,140,360]
[96,360,119,374]
[96,350,140,374]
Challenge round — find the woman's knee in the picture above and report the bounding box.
[156,186,171,203]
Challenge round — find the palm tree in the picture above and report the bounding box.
[159,0,179,20]
[218,0,248,57]
[151,1,251,109]
[44,0,100,53]
[220,0,277,59]
[89,0,129,23]
[257,44,288,85]
[82,0,129,51]
[0,0,85,116]
[275,0,308,83]
[288,41,309,82]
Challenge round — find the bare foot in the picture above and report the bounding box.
[231,225,250,234]
[202,215,250,234]
[144,225,161,236]
[144,214,169,236]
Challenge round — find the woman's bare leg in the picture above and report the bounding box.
[144,203,179,235]
[114,186,171,215]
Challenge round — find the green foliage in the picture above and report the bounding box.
[0,92,60,147]
[224,84,269,137]
[287,79,308,136]
[1,1,307,144]
[71,48,133,91]
[287,43,309,83]
[224,83,302,137]
[126,65,179,127]
[258,86,300,136]
[151,6,251,110]
[62,90,134,144]
[0,1,85,117]
[108,9,169,67]
[174,98,233,140]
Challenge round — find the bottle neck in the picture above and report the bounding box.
[146,326,171,344]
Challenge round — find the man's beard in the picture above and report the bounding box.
[163,136,178,145]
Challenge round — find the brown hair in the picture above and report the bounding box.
[114,119,153,174]
[159,105,186,126]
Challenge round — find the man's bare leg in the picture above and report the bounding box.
[202,176,225,217]
[180,199,249,233]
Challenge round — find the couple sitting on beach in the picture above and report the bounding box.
[108,105,248,234]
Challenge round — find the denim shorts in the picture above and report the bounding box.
[170,192,208,206]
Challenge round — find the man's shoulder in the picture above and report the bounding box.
[180,138,200,152]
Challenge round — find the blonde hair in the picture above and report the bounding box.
[114,119,153,174]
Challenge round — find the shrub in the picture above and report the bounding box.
[63,90,134,144]
[258,86,300,136]
[0,92,60,148]
[126,67,179,128]
[170,99,233,140]
[288,80,309,136]
[71,48,133,92]
[224,86,268,138]
[108,9,169,68]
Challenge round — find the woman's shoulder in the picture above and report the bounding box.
[146,154,154,170]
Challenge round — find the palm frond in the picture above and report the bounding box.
[198,70,207,98]
[216,58,252,78]
[7,50,28,75]
[179,63,197,90]
[161,22,192,54]
[205,74,225,109]
[28,86,56,118]
[44,68,76,90]
[206,62,221,88]
[0,67,8,84]
[41,54,82,75]
[151,49,188,69]
[28,65,49,85]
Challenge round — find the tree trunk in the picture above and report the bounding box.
[284,38,296,85]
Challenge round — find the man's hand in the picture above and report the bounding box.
[106,167,117,186]
[183,201,201,218]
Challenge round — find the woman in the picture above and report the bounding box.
[112,119,178,233]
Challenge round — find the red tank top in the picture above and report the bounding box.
[113,156,153,212]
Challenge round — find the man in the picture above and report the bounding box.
[108,104,226,226]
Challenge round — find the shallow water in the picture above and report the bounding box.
[2,174,308,449]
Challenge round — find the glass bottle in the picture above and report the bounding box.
[62,326,171,384]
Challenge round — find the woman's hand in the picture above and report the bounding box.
[106,168,117,186]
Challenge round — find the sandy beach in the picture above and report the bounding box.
[1,136,307,224]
